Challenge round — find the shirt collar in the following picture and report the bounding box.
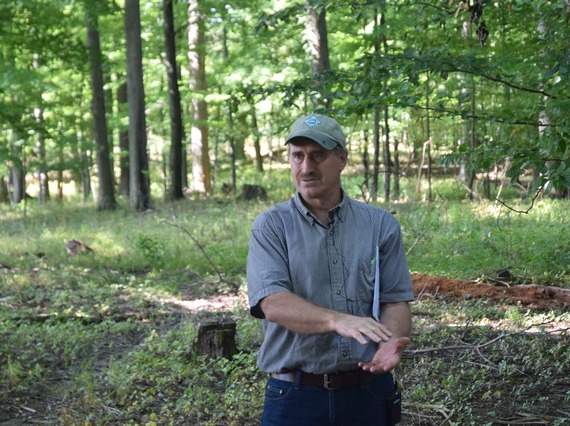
[293,190,349,225]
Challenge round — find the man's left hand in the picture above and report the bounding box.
[357,337,411,374]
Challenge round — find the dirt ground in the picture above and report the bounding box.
[412,273,570,308]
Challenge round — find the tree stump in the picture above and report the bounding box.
[195,318,237,358]
[238,184,267,200]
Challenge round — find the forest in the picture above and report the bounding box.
[1,0,569,206]
[1,0,569,425]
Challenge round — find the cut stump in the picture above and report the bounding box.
[196,318,237,358]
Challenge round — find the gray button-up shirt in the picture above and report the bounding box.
[247,192,414,374]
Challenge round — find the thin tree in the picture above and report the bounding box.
[187,0,211,193]
[162,0,184,200]
[86,9,117,210]
[306,3,331,108]
[125,0,151,210]
[117,79,129,196]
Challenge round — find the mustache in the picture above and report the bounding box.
[299,172,320,179]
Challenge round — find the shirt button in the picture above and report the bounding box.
[336,290,341,295]
[329,230,334,235]
[342,351,348,357]
[332,259,337,264]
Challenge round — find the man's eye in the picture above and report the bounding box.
[313,153,325,161]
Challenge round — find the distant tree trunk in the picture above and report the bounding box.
[425,73,432,202]
[33,55,49,203]
[371,108,380,204]
[34,106,49,203]
[75,124,93,202]
[227,97,237,193]
[250,100,263,173]
[370,9,382,204]
[361,130,370,199]
[188,0,211,194]
[306,4,331,108]
[379,11,391,203]
[383,106,391,202]
[0,176,8,203]
[459,19,477,198]
[393,137,400,201]
[10,163,25,204]
[125,0,151,211]
[86,11,117,210]
[163,0,184,200]
[467,76,477,199]
[117,80,130,196]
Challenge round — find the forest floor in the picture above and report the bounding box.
[1,273,569,425]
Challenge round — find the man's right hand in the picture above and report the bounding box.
[332,313,393,344]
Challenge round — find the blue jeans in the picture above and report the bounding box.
[260,372,395,426]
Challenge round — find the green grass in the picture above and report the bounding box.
[0,176,569,425]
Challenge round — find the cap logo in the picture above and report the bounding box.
[304,115,321,128]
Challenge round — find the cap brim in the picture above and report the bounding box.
[285,130,338,150]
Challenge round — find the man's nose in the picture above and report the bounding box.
[301,156,316,173]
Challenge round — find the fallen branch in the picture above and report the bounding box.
[403,401,451,422]
[408,319,564,356]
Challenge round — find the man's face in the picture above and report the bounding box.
[289,139,347,204]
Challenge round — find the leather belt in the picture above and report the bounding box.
[271,370,376,390]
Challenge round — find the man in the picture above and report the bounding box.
[247,114,414,426]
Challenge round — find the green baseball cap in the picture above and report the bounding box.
[285,114,346,150]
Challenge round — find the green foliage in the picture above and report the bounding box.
[1,179,569,424]
[397,199,570,285]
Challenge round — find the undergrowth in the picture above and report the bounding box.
[0,194,568,424]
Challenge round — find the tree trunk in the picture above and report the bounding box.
[0,176,8,203]
[34,106,50,203]
[86,11,117,210]
[425,73,432,202]
[371,108,380,203]
[250,100,263,173]
[125,0,151,211]
[33,55,49,203]
[383,106,391,202]
[393,137,400,201]
[117,80,130,197]
[306,4,331,108]
[163,0,184,200]
[10,163,25,204]
[188,0,211,194]
[227,97,237,193]
[467,75,477,199]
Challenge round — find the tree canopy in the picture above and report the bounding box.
[0,0,568,207]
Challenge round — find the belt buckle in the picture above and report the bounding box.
[323,373,335,390]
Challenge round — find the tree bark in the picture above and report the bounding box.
[250,99,263,173]
[125,0,151,211]
[0,176,8,203]
[371,108,380,204]
[32,55,49,203]
[86,11,117,210]
[383,106,391,202]
[163,0,184,200]
[306,4,331,108]
[117,80,130,197]
[188,0,211,194]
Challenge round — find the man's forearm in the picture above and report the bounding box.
[260,291,393,345]
[260,291,339,334]
[379,302,412,338]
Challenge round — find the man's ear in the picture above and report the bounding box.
[338,153,348,170]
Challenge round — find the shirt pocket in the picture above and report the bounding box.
[347,259,374,316]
